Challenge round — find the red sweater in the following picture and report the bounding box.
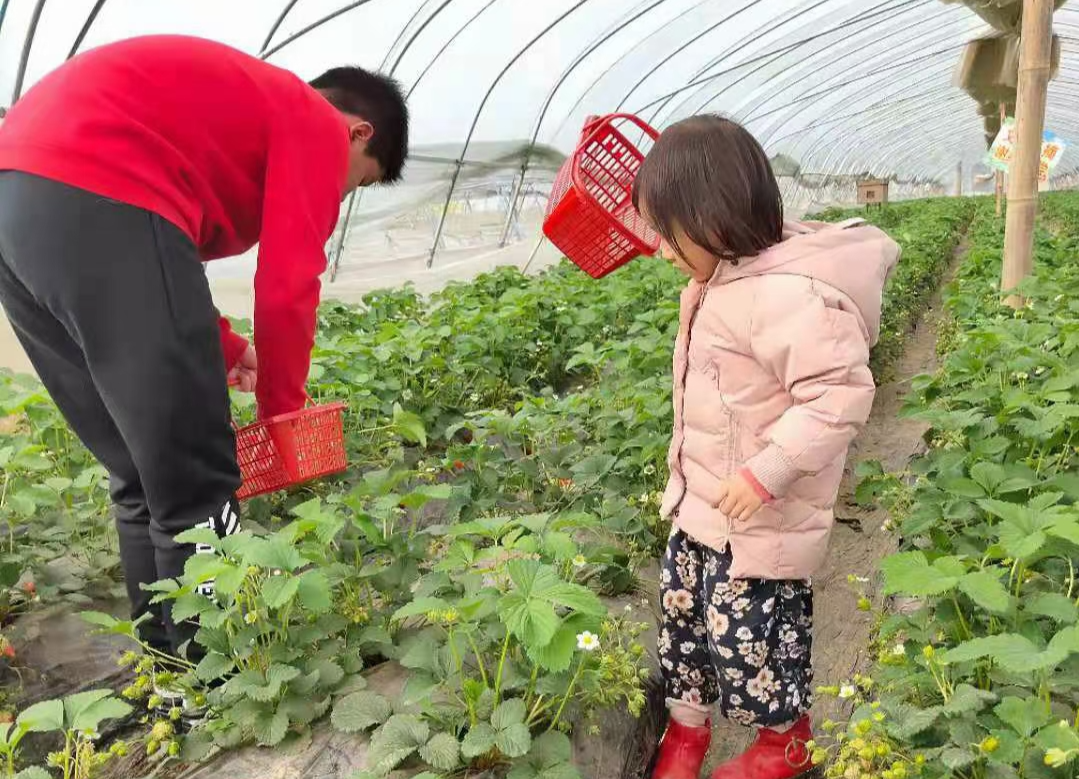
[0,36,350,418]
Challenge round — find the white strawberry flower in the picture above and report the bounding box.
[577,631,600,652]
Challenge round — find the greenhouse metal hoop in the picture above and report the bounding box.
[5,0,1079,271]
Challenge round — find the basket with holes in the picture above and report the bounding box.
[542,113,661,279]
[232,397,347,500]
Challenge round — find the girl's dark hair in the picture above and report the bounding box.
[631,115,783,261]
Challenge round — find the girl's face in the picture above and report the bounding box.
[656,224,721,283]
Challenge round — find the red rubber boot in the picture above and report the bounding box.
[652,719,712,779]
[709,715,813,779]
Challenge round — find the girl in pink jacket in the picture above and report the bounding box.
[632,116,899,779]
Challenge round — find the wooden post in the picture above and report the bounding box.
[955,161,963,197]
[996,103,1006,217]
[1002,0,1054,307]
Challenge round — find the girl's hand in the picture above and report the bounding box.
[713,474,763,522]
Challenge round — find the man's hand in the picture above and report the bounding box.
[227,345,258,393]
[713,474,763,522]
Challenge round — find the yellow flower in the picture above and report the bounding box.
[1045,748,1072,768]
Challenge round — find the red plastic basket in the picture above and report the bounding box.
[542,113,661,279]
[233,401,348,500]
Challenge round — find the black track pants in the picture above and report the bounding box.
[0,171,241,655]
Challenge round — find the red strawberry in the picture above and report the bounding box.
[2,643,15,660]
[453,460,466,471]
[22,582,35,596]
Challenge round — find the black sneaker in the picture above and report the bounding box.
[151,682,207,732]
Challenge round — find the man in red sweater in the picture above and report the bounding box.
[0,36,409,656]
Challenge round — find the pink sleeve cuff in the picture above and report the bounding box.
[739,467,775,503]
[743,444,802,499]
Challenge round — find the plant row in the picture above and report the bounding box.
[815,191,1079,779]
[0,196,978,778]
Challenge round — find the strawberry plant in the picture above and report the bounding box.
[331,509,651,777]
[0,193,987,776]
[0,690,131,779]
[98,490,446,754]
[817,193,1079,779]
[0,373,117,609]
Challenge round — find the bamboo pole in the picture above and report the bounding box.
[1002,0,1054,308]
[995,103,1006,217]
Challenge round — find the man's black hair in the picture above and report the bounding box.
[310,67,409,183]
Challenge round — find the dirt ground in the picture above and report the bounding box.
[699,251,960,773]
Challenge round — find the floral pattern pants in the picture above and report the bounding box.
[658,530,814,728]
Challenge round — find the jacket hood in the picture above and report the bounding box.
[711,217,900,346]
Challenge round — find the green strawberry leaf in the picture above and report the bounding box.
[958,570,1011,613]
[418,732,460,771]
[331,691,392,733]
[461,723,497,760]
[881,552,961,596]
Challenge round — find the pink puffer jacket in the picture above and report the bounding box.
[660,218,900,580]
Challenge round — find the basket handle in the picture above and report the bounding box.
[228,378,317,429]
[579,114,604,144]
[578,113,660,149]
[570,113,660,204]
